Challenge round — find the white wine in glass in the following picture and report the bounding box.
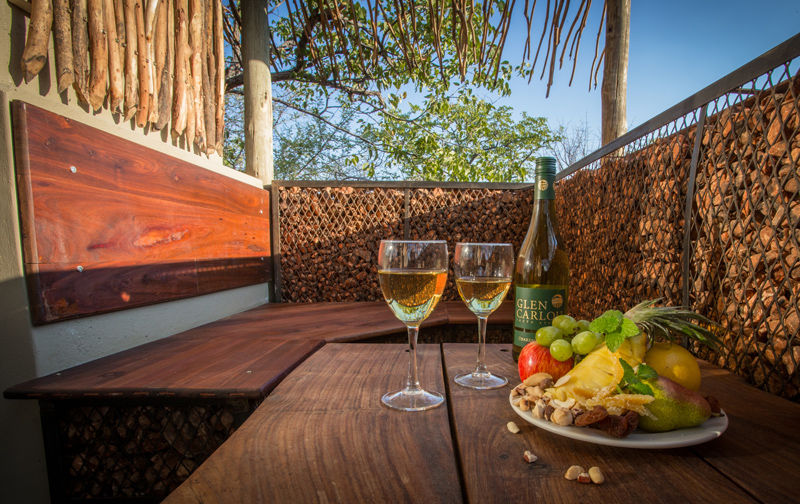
[378,240,448,411]
[454,243,514,389]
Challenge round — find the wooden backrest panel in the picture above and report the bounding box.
[12,101,271,324]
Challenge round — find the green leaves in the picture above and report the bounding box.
[367,88,559,181]
[589,310,641,352]
[619,360,656,397]
[589,310,623,334]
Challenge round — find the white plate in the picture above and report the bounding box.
[509,393,728,449]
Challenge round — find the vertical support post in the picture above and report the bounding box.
[242,0,273,185]
[404,188,410,239]
[270,183,282,302]
[682,104,708,309]
[601,0,630,147]
[39,401,66,504]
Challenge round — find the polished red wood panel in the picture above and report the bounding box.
[12,101,271,324]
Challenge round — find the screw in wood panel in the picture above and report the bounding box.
[77,266,83,272]
[70,166,77,173]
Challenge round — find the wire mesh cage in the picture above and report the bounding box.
[689,65,800,399]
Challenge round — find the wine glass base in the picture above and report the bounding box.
[454,372,508,390]
[381,389,444,411]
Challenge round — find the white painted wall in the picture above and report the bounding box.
[0,5,270,502]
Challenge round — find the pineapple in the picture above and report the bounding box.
[553,334,647,406]
[550,300,721,407]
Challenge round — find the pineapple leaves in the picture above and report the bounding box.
[624,299,723,351]
[589,310,641,352]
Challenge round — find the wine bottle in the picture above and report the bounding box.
[512,157,570,362]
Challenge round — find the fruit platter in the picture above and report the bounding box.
[511,300,729,448]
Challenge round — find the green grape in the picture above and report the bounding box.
[549,339,574,362]
[571,331,598,355]
[577,319,591,332]
[535,326,563,347]
[594,331,605,345]
[552,315,578,337]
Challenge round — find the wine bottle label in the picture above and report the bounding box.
[534,173,556,200]
[513,286,568,346]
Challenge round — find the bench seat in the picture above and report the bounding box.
[5,301,511,401]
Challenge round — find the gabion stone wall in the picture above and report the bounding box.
[691,71,800,399]
[52,400,256,500]
[278,186,535,302]
[278,186,405,302]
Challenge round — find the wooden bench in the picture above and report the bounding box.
[4,301,513,501]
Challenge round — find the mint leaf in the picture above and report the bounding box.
[636,363,658,381]
[589,310,624,334]
[604,329,626,352]
[620,359,637,384]
[618,359,655,396]
[619,318,640,338]
[627,381,655,396]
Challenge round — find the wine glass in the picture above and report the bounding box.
[453,243,514,389]
[378,240,448,411]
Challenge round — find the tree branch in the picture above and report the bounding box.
[231,88,385,151]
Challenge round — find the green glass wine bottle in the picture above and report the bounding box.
[512,157,570,362]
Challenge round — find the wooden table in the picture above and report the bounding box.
[166,343,800,504]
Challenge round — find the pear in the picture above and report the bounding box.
[638,375,712,433]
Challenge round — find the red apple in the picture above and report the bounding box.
[518,342,574,382]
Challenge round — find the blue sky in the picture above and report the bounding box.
[490,0,800,138]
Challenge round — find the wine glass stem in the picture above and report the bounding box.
[475,315,489,375]
[405,325,422,392]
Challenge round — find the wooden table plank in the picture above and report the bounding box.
[164,344,462,503]
[443,343,759,504]
[688,361,800,503]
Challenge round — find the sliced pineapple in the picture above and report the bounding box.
[549,334,648,405]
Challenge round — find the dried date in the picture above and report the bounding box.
[574,405,609,427]
[596,414,630,438]
[621,411,639,437]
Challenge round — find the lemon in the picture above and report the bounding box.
[643,342,702,391]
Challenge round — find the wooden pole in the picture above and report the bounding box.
[601,0,630,147]
[87,0,108,111]
[104,0,124,113]
[202,0,216,155]
[213,0,224,154]
[53,0,75,93]
[155,0,173,130]
[123,0,139,120]
[172,0,188,138]
[189,0,206,151]
[242,0,273,184]
[134,0,150,127]
[71,0,89,103]
[21,0,52,83]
